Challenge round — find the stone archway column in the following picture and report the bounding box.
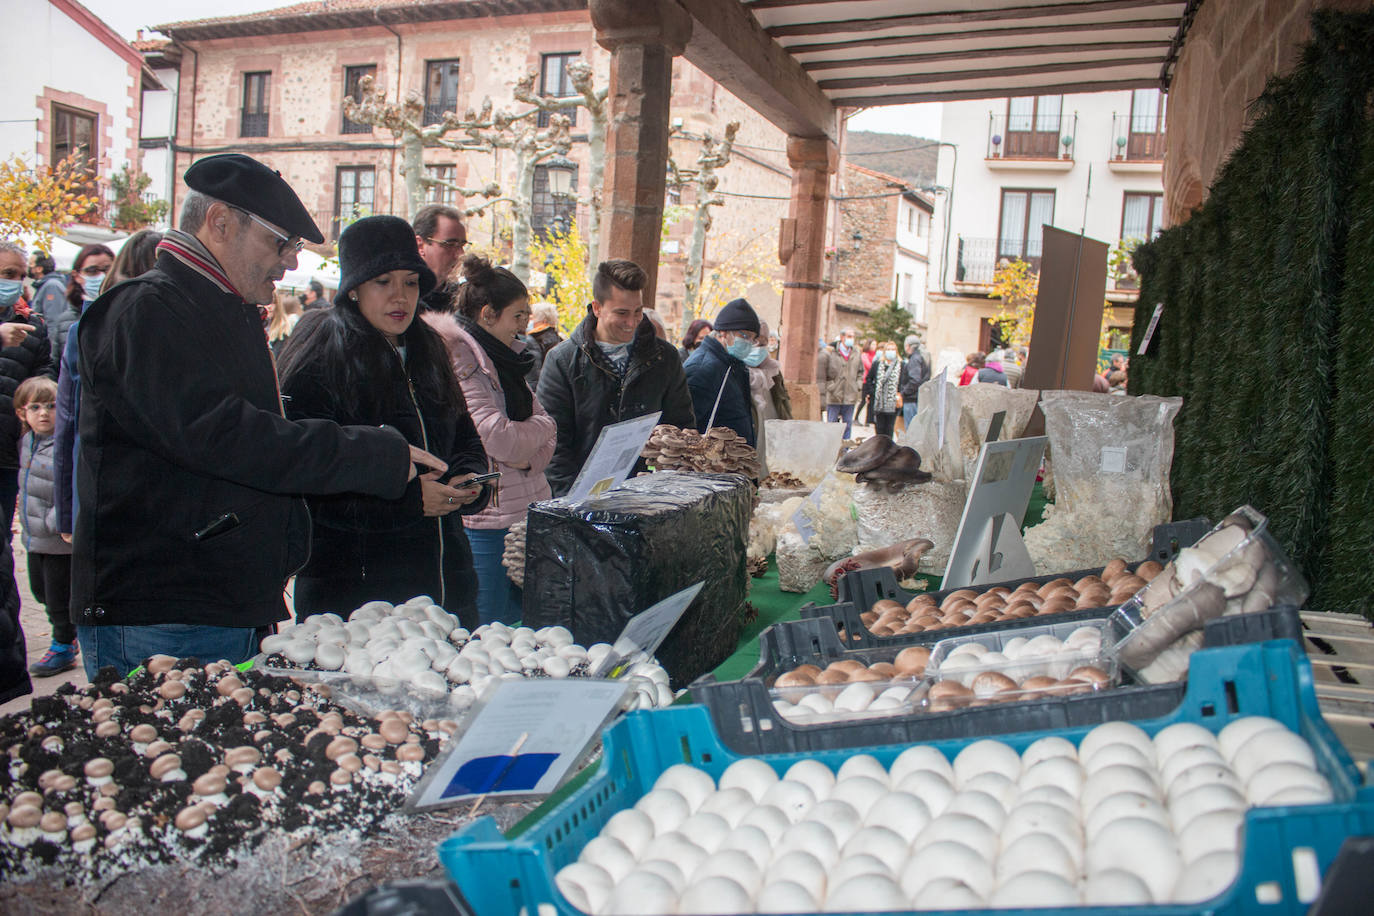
[590,0,692,303]
[778,135,837,421]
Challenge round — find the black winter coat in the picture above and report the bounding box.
[0,303,55,469]
[0,537,30,704]
[281,310,491,625]
[683,336,755,446]
[74,251,412,630]
[536,310,695,497]
[899,349,929,400]
[53,305,79,368]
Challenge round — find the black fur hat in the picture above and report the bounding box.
[334,215,437,306]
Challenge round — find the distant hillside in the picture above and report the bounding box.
[844,130,940,190]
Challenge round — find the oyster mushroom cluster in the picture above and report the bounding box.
[761,471,806,489]
[641,425,761,478]
[1116,508,1299,677]
[0,658,444,880]
[835,435,933,489]
[502,519,527,589]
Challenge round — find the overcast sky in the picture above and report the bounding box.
[86,1,945,140]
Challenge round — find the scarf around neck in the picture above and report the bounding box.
[457,314,534,421]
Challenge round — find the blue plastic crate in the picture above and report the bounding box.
[439,640,1371,916]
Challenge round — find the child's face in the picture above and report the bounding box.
[21,401,55,436]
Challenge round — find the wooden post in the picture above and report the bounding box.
[778,135,837,420]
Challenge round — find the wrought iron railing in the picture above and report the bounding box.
[1110,114,1166,161]
[987,113,1077,160]
[240,111,269,137]
[422,101,456,125]
[955,236,1043,286]
[341,107,371,134]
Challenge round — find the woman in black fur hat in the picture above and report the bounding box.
[277,215,491,625]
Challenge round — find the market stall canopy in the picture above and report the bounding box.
[278,249,340,293]
[679,0,1196,133]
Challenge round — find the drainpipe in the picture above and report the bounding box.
[175,43,199,229]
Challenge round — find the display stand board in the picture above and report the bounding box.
[942,435,1048,589]
[1021,225,1109,391]
[564,411,661,501]
[593,581,704,678]
[406,678,632,811]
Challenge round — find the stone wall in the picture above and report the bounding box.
[829,164,898,327]
[1164,0,1373,225]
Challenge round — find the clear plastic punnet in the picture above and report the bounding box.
[922,619,1119,710]
[1111,505,1310,684]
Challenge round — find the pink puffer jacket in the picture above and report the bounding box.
[424,313,555,530]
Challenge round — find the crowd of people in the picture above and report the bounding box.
[0,153,801,701]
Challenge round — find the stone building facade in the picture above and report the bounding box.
[828,163,932,340]
[1164,0,1373,224]
[155,1,791,337]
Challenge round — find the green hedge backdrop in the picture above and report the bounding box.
[1130,11,1374,617]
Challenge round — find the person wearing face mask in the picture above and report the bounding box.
[0,240,56,537]
[817,326,863,438]
[683,298,762,449]
[423,255,555,625]
[861,340,903,438]
[52,244,114,364]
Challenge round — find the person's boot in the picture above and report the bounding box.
[30,641,79,677]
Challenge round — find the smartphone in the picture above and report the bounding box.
[468,471,501,486]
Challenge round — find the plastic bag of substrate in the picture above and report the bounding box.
[853,478,967,572]
[899,376,964,482]
[1023,391,1183,573]
[776,472,858,592]
[764,419,845,487]
[749,495,806,561]
[956,383,1041,480]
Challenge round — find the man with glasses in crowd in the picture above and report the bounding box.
[71,153,447,676]
[412,204,468,312]
[682,298,762,448]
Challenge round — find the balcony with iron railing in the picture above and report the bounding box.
[341,105,371,134]
[240,110,269,137]
[1109,114,1166,172]
[986,113,1077,169]
[954,236,1043,288]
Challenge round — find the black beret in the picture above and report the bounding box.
[183,153,324,244]
[334,215,436,306]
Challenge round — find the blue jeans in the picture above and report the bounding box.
[826,403,855,439]
[467,527,522,626]
[76,623,259,680]
[902,401,919,428]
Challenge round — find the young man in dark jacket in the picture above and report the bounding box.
[73,154,445,677]
[537,259,695,496]
[683,298,760,446]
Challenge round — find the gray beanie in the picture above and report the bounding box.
[903,334,920,349]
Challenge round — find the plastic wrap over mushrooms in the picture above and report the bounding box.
[1110,506,1308,683]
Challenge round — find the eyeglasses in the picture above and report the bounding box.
[78,264,108,276]
[231,206,305,257]
[726,330,758,344]
[423,236,468,251]
[24,403,55,413]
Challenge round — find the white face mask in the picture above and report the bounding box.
[883,350,897,361]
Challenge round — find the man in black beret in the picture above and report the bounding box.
[70,153,447,677]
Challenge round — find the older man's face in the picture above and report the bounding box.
[214,208,300,305]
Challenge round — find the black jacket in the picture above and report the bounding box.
[899,348,930,400]
[53,305,80,368]
[0,303,55,469]
[73,250,412,630]
[0,536,30,704]
[536,310,695,497]
[683,335,755,446]
[281,308,490,624]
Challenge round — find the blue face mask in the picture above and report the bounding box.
[726,336,754,361]
[0,279,21,308]
[83,273,106,301]
[743,345,768,367]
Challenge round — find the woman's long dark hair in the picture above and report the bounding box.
[276,298,464,424]
[681,318,712,352]
[65,243,115,308]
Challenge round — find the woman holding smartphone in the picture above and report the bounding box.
[424,254,555,625]
[277,216,490,625]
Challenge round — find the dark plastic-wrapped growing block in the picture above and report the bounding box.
[331,879,471,916]
[522,472,751,687]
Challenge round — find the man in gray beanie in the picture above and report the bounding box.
[899,332,929,430]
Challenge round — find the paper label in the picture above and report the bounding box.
[594,582,705,678]
[792,485,824,544]
[565,411,661,502]
[1138,302,1164,355]
[1100,446,1128,473]
[405,678,631,810]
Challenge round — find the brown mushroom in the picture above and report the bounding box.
[145,654,178,676]
[129,723,158,744]
[174,805,208,832]
[159,680,187,700]
[252,767,283,792]
[193,772,227,797]
[397,744,427,762]
[84,757,114,783]
[150,753,184,781]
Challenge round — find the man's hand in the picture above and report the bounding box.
[60,533,72,544]
[420,472,481,516]
[0,323,35,348]
[407,445,448,481]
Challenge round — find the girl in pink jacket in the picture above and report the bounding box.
[423,255,556,625]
